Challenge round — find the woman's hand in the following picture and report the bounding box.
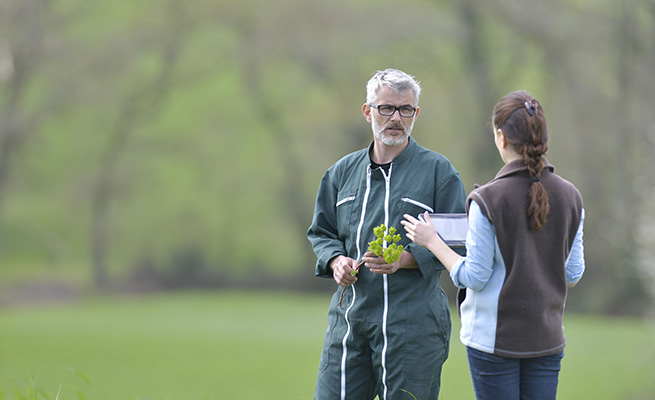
[401,211,442,249]
[402,211,461,272]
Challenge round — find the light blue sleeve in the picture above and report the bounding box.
[450,200,496,290]
[565,208,586,284]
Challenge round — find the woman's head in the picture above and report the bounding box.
[492,90,549,169]
[492,90,550,231]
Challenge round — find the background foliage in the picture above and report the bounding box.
[1,0,654,315]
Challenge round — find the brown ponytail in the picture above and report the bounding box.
[492,91,550,231]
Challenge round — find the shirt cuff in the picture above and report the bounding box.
[449,256,467,288]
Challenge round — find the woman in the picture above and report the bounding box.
[402,90,585,400]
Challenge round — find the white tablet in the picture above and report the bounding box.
[420,213,468,247]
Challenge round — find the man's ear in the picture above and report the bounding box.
[362,103,372,123]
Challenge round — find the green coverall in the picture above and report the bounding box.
[308,137,466,400]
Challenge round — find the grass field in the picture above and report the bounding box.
[0,290,654,399]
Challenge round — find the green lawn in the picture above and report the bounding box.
[0,290,653,399]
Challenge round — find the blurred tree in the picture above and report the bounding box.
[455,0,504,183]
[0,0,66,250]
[609,0,655,312]
[90,2,189,288]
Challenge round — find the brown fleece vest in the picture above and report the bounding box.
[466,159,583,358]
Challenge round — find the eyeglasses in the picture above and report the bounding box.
[369,104,417,118]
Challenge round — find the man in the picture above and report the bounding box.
[307,68,467,400]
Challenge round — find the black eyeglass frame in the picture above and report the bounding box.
[369,103,417,118]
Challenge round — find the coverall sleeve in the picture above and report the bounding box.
[410,170,467,278]
[307,169,346,279]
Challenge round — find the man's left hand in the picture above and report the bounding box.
[363,250,417,274]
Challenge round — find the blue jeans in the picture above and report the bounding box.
[466,347,563,400]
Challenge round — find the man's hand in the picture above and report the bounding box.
[363,250,418,274]
[329,255,359,287]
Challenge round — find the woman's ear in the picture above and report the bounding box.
[495,128,507,148]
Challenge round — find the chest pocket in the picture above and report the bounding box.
[397,195,434,219]
[336,195,357,238]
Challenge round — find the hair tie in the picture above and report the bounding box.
[533,177,540,182]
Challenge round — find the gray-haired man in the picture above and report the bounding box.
[308,68,466,399]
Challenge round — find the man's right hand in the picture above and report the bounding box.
[329,255,359,287]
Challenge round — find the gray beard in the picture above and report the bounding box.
[373,121,413,146]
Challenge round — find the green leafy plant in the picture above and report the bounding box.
[339,224,404,307]
[354,224,404,273]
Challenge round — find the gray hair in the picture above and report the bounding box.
[366,68,421,105]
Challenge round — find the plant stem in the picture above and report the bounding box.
[338,260,366,307]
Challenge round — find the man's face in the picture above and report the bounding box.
[364,85,419,147]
